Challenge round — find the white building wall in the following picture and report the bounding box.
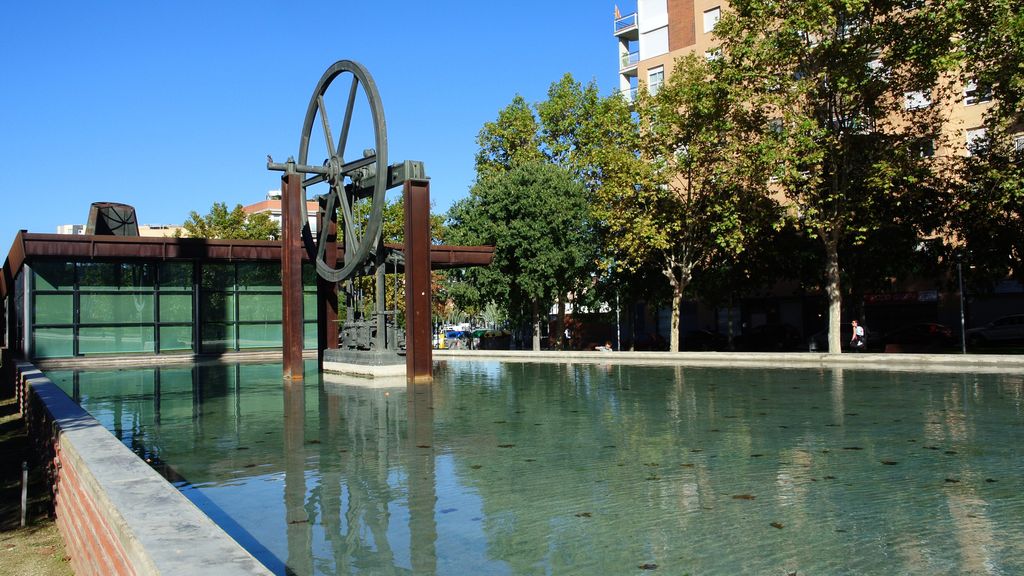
[638,0,669,60]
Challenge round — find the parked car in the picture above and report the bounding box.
[807,323,883,352]
[966,314,1024,349]
[883,322,955,353]
[736,323,802,351]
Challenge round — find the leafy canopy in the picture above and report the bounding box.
[181,202,280,240]
[447,161,595,326]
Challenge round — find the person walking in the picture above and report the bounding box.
[850,320,866,352]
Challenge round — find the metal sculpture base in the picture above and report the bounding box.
[322,348,406,379]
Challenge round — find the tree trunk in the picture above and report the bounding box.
[555,295,566,350]
[670,282,683,352]
[825,232,843,354]
[663,260,690,353]
[531,300,542,351]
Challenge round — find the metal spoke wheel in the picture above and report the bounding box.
[298,60,388,283]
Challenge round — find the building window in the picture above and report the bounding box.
[647,66,664,96]
[703,7,721,33]
[1013,135,1024,156]
[913,139,935,158]
[963,80,993,106]
[904,90,931,110]
[966,127,987,155]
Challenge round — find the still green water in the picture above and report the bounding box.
[48,361,1023,575]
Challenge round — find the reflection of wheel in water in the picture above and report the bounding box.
[298,60,388,283]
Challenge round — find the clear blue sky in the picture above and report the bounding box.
[0,1,632,246]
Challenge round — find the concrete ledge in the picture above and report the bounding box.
[322,372,406,389]
[17,361,273,576]
[33,349,315,371]
[322,360,407,378]
[433,349,1024,373]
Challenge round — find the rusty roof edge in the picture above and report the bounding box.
[1,231,28,300]
[1,234,493,299]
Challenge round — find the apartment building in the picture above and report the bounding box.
[243,190,320,238]
[615,0,724,102]
[614,0,1006,157]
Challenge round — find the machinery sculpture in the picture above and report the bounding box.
[268,60,427,376]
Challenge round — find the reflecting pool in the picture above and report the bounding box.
[47,361,1024,575]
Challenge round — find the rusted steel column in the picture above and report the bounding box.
[281,172,305,381]
[316,199,338,369]
[403,179,432,383]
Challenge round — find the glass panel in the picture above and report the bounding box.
[159,262,193,290]
[77,262,118,289]
[302,263,317,286]
[304,321,318,350]
[238,323,282,349]
[79,326,155,355]
[160,294,193,323]
[33,328,74,358]
[34,294,73,325]
[303,293,318,321]
[79,262,153,291]
[237,263,281,291]
[238,294,282,322]
[33,261,75,290]
[80,293,154,324]
[201,323,235,352]
[201,293,235,323]
[159,326,193,352]
[201,264,235,291]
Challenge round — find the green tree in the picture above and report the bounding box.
[475,95,544,182]
[716,0,954,352]
[447,162,596,350]
[454,87,606,347]
[943,0,1024,286]
[947,134,1024,286]
[953,0,1024,120]
[181,202,280,240]
[593,54,780,352]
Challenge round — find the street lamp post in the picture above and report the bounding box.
[958,260,966,354]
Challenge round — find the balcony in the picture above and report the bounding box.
[614,87,638,104]
[614,12,638,39]
[620,50,639,73]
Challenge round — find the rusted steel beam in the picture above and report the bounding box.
[316,200,339,367]
[281,173,305,381]
[403,179,433,384]
[1,233,491,294]
[12,233,294,263]
[383,243,495,270]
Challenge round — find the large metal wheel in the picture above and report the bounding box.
[298,60,388,283]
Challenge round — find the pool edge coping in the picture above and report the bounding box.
[17,360,275,576]
[433,350,1024,373]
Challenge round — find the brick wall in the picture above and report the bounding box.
[16,362,274,576]
[20,366,136,575]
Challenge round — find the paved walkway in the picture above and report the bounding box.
[434,349,1024,373]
